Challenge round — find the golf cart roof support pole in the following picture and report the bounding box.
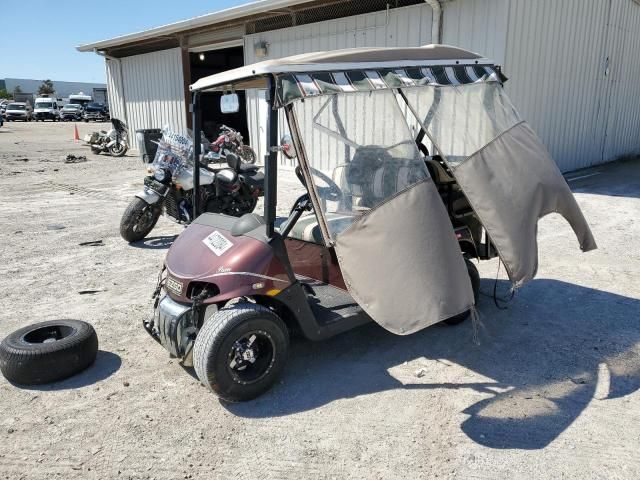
[265,76,278,238]
[192,91,201,220]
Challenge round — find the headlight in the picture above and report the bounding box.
[154,169,167,182]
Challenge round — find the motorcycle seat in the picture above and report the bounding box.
[237,163,260,174]
[243,170,264,187]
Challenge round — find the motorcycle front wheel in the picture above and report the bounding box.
[239,145,257,164]
[120,197,161,243]
[109,143,128,157]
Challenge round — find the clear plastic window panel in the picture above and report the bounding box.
[292,90,430,240]
[402,83,522,165]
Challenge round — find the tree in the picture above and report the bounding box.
[37,79,55,96]
[0,89,12,100]
[13,85,22,95]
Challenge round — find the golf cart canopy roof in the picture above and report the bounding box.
[190,44,500,105]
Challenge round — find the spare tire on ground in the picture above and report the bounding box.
[0,319,98,385]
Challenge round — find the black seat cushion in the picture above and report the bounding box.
[243,170,264,187]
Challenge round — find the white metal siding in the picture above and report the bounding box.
[108,48,186,150]
[244,3,435,165]
[105,59,126,125]
[442,0,510,65]
[501,0,640,171]
[602,0,640,161]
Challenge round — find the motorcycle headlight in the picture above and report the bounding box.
[154,169,167,182]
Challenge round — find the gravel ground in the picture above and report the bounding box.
[0,121,639,480]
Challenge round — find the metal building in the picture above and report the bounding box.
[78,0,640,172]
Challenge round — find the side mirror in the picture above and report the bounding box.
[280,134,297,159]
[220,93,240,114]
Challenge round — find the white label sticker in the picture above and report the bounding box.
[202,230,234,257]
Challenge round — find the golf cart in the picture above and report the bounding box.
[145,45,596,402]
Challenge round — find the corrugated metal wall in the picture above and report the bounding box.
[601,0,640,161]
[442,0,509,65]
[503,0,611,171]
[503,0,640,170]
[105,59,126,125]
[103,0,640,169]
[244,3,435,165]
[114,48,187,150]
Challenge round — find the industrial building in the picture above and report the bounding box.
[78,0,640,172]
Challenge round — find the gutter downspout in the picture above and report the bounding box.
[424,0,443,44]
[94,49,130,129]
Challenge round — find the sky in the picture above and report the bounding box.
[0,0,253,84]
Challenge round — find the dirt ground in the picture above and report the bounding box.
[0,121,639,480]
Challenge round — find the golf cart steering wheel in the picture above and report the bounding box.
[295,165,342,202]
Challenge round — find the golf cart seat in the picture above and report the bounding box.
[288,212,356,244]
[333,146,427,209]
[424,156,474,219]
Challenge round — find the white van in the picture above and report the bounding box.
[33,96,60,122]
[68,93,92,108]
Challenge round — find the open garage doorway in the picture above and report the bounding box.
[189,45,249,143]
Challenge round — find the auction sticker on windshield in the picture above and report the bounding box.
[203,231,234,256]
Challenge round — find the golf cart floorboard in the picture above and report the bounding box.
[301,279,363,326]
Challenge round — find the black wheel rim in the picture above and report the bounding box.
[226,330,275,385]
[21,325,76,344]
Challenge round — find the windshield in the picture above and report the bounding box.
[63,104,80,109]
[402,83,521,165]
[7,104,25,110]
[86,103,103,109]
[35,102,54,109]
[152,130,194,174]
[291,89,429,241]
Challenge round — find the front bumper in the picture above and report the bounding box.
[34,112,57,120]
[144,294,213,366]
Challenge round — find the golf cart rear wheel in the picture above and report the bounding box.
[0,319,98,385]
[444,259,480,325]
[193,303,289,402]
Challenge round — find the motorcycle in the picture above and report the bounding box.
[204,124,256,164]
[120,129,264,243]
[85,118,129,157]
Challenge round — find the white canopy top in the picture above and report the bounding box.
[190,44,490,93]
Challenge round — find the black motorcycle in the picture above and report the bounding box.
[120,131,263,243]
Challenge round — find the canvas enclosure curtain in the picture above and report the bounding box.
[402,83,596,286]
[289,89,475,334]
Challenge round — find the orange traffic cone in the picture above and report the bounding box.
[73,124,80,141]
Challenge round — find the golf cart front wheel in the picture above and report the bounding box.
[193,303,289,402]
[443,258,480,325]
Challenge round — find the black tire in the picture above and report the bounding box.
[444,259,481,325]
[193,303,289,402]
[120,197,161,242]
[109,143,127,157]
[0,319,98,385]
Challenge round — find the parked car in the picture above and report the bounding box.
[4,102,33,121]
[33,97,60,122]
[83,102,109,122]
[60,103,84,121]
